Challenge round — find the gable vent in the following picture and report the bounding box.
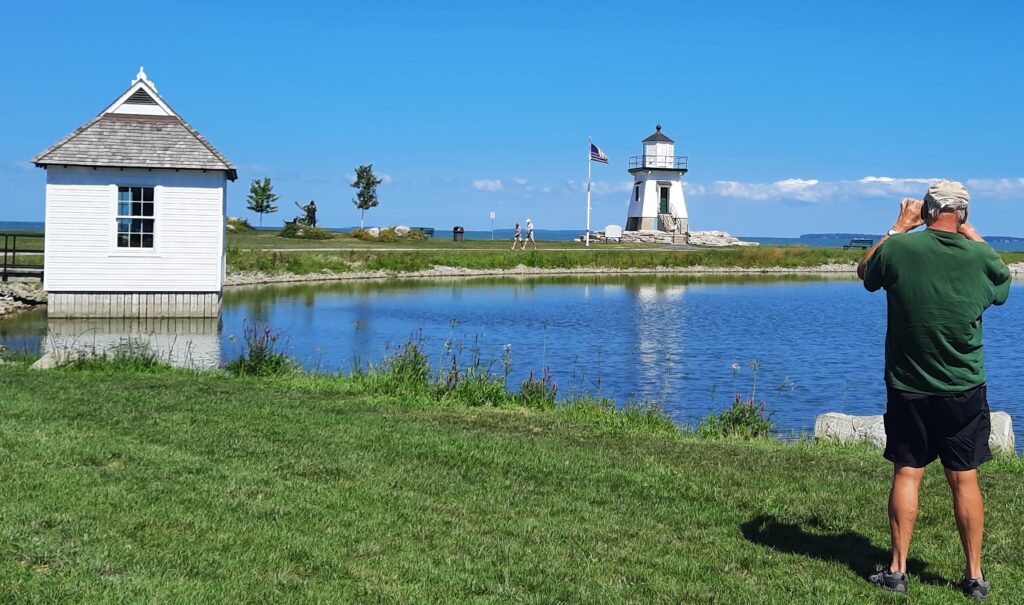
[125,89,158,105]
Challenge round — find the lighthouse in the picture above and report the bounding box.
[625,125,688,243]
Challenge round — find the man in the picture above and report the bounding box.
[859,180,1010,599]
[512,222,522,250]
[522,218,536,250]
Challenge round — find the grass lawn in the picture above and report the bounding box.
[226,245,875,276]
[2,366,1023,603]
[225,231,1024,276]
[227,229,657,251]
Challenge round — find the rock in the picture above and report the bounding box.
[815,412,1016,457]
[990,412,1016,456]
[814,412,887,449]
[394,225,411,236]
[365,227,380,237]
[688,230,758,247]
[30,350,83,370]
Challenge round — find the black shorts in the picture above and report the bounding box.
[883,384,992,471]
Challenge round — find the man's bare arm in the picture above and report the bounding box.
[857,198,925,280]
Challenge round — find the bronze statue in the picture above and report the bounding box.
[293,200,317,228]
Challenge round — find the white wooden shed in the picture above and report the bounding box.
[32,67,236,318]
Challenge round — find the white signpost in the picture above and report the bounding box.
[490,211,496,240]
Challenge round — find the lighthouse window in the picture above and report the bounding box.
[116,186,155,248]
[634,184,640,201]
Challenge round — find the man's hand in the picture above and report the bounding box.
[858,198,923,280]
[959,221,986,242]
[893,198,925,233]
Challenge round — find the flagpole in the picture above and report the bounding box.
[585,136,592,247]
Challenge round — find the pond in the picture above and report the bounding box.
[2,274,1020,439]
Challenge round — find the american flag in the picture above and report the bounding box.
[590,143,609,164]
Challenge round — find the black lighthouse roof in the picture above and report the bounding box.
[642,124,674,144]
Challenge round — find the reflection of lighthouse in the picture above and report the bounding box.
[625,125,689,243]
[632,283,687,392]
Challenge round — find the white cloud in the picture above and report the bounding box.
[472,179,503,192]
[965,178,1024,197]
[512,178,529,186]
[687,175,1024,203]
[563,179,633,195]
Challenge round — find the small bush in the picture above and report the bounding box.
[225,324,295,376]
[696,394,774,439]
[377,228,398,243]
[404,230,428,241]
[348,228,375,241]
[279,223,336,240]
[382,341,431,389]
[227,217,255,232]
[518,367,558,410]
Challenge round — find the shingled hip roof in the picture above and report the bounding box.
[34,114,237,180]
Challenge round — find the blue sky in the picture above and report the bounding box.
[1,0,1022,236]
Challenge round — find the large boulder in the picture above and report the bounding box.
[30,349,84,370]
[688,230,759,247]
[394,225,411,236]
[815,412,1016,457]
[365,227,380,237]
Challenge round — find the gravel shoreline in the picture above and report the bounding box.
[225,261,1024,287]
[225,262,863,287]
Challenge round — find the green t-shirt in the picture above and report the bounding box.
[863,228,1011,394]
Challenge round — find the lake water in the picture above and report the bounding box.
[2,275,1021,439]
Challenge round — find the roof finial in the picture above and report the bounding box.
[656,123,662,132]
[132,66,157,92]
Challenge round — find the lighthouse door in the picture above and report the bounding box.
[659,187,670,214]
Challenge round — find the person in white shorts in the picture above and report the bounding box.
[522,218,536,250]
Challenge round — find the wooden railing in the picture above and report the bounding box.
[1,232,44,281]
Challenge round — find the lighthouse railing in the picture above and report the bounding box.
[628,155,688,170]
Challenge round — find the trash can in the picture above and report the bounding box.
[453,226,465,243]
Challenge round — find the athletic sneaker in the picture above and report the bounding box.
[959,575,990,599]
[868,568,908,594]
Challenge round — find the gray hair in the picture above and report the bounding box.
[925,198,967,224]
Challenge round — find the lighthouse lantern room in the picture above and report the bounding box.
[624,125,689,243]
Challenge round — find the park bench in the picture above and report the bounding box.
[411,227,435,238]
[843,237,874,250]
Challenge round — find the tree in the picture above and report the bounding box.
[350,164,383,229]
[246,177,279,227]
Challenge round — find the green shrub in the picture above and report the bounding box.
[227,217,255,232]
[279,223,336,240]
[377,228,398,243]
[517,367,558,410]
[697,394,774,439]
[348,228,375,241]
[225,324,295,376]
[404,229,428,241]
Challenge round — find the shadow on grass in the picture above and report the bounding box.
[741,514,949,587]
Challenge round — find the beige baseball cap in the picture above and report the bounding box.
[924,180,970,211]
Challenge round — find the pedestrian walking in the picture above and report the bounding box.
[511,223,522,250]
[522,218,536,250]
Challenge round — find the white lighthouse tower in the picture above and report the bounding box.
[625,125,688,243]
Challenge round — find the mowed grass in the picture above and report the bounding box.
[2,366,1024,603]
[227,230,657,251]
